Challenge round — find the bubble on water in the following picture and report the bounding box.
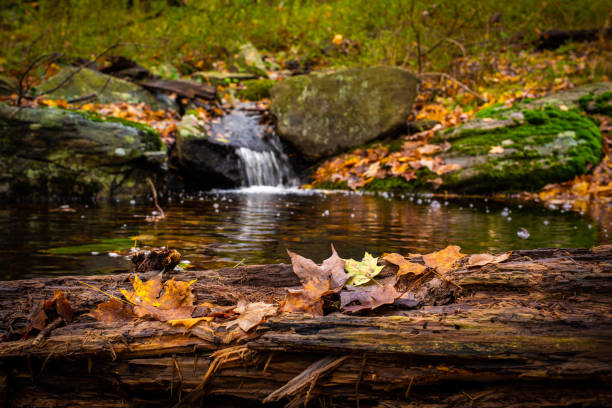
[485,209,490,213]
[517,228,530,239]
[507,217,512,221]
[91,251,99,256]
[517,204,522,209]
[469,203,474,208]
[81,215,85,219]
[215,209,219,213]
[213,203,219,209]
[588,224,592,229]
[548,204,557,210]
[350,213,355,218]
[543,220,549,225]
[108,252,121,257]
[322,210,330,216]
[276,213,280,217]
[562,202,572,211]
[430,200,441,210]
[152,211,158,215]
[130,199,136,205]
[199,197,203,201]
[444,201,449,206]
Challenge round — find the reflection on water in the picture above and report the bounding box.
[1,188,607,280]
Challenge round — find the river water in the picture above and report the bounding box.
[1,187,607,280]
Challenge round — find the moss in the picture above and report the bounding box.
[474,102,510,119]
[72,109,163,151]
[450,107,600,157]
[236,79,276,100]
[578,91,612,116]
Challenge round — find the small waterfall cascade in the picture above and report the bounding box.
[210,103,298,187]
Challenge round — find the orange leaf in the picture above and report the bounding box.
[383,253,427,277]
[422,245,466,274]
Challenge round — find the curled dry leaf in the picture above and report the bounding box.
[422,245,466,274]
[345,252,383,286]
[282,245,347,316]
[89,298,135,324]
[341,284,401,314]
[383,253,427,277]
[227,299,277,332]
[25,290,73,338]
[280,288,324,316]
[169,316,214,330]
[287,245,347,299]
[467,252,511,267]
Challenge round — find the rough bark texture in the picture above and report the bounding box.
[1,247,611,407]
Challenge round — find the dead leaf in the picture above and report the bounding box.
[169,316,214,330]
[383,253,427,277]
[422,245,466,274]
[489,145,504,154]
[286,245,347,300]
[89,298,135,324]
[341,284,401,313]
[280,288,324,316]
[467,252,511,267]
[227,299,277,332]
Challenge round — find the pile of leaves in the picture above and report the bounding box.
[18,245,512,346]
[38,99,182,144]
[309,140,461,190]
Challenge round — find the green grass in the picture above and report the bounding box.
[1,0,609,77]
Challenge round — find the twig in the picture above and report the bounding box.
[77,280,136,306]
[420,72,487,102]
[32,317,63,347]
[146,177,166,221]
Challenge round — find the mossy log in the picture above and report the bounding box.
[0,247,611,407]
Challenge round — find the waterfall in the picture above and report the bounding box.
[210,102,298,187]
[236,146,296,187]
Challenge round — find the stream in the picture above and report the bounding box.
[1,188,607,280]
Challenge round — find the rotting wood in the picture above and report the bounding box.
[139,78,216,101]
[0,247,611,407]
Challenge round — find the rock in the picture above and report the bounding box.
[236,79,276,100]
[235,43,268,78]
[270,67,418,161]
[172,114,243,188]
[38,67,168,110]
[429,97,603,192]
[0,103,166,201]
[529,82,612,112]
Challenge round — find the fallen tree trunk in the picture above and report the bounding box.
[0,247,611,407]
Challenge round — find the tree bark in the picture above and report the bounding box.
[0,247,611,407]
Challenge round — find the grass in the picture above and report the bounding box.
[1,0,610,78]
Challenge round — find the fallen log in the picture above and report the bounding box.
[0,247,611,407]
[139,78,217,101]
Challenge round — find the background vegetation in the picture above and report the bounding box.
[1,0,610,75]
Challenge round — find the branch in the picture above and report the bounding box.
[420,72,488,103]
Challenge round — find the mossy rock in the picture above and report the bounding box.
[236,79,276,100]
[38,67,167,110]
[235,43,268,78]
[270,66,418,162]
[0,103,166,202]
[430,106,602,192]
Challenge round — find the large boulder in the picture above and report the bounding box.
[270,66,418,161]
[38,67,170,110]
[235,43,269,78]
[0,103,166,201]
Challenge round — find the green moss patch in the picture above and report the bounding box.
[578,91,612,116]
[236,79,276,100]
[72,109,163,151]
